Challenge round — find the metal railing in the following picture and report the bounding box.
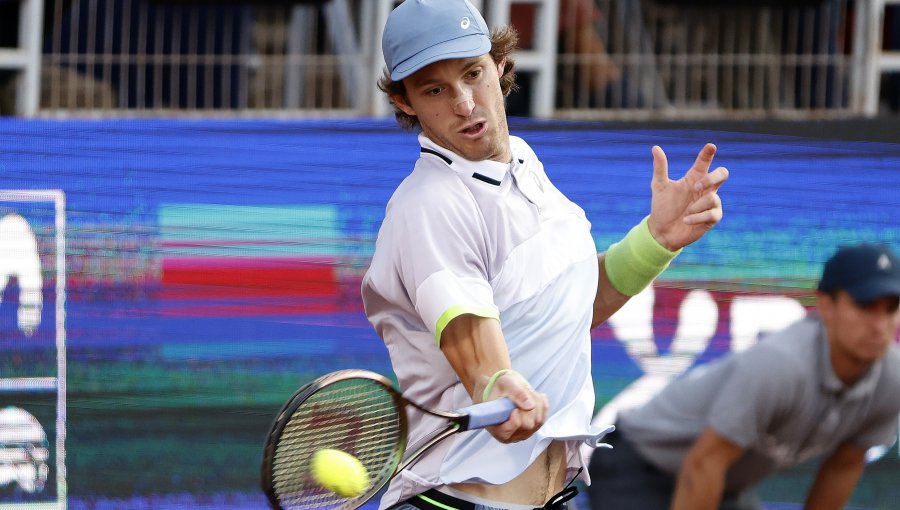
[37,0,370,116]
[554,0,862,119]
[1,0,896,118]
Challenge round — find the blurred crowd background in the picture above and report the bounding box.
[1,0,898,120]
[1,1,899,509]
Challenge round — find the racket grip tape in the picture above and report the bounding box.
[457,397,517,430]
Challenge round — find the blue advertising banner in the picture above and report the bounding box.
[0,118,897,509]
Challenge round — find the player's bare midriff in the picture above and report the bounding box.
[449,439,568,505]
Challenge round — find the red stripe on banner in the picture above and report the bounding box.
[157,302,340,317]
[162,257,339,298]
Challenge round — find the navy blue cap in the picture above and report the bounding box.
[818,243,900,301]
[382,0,492,81]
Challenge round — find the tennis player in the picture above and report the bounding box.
[361,1,728,509]
[587,243,900,510]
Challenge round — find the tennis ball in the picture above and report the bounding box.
[310,448,370,498]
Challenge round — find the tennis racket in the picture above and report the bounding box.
[260,369,517,510]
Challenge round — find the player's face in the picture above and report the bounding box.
[394,55,511,163]
[819,290,900,375]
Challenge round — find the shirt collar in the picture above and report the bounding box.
[418,134,512,186]
[817,319,883,400]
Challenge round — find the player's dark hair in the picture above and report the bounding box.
[378,25,519,131]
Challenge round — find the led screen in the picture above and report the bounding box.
[1,118,898,509]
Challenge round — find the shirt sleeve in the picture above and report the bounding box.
[705,348,798,448]
[391,184,499,344]
[851,349,900,449]
[850,413,900,450]
[848,360,900,450]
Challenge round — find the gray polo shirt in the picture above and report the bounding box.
[617,315,900,492]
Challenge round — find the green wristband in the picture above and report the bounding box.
[605,216,681,296]
[481,369,511,402]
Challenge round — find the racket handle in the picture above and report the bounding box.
[458,397,517,430]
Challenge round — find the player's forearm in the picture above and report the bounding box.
[439,313,511,400]
[440,314,547,444]
[591,218,680,328]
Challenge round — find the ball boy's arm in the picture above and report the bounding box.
[671,427,745,510]
[803,441,866,510]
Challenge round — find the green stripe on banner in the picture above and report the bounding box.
[159,203,346,256]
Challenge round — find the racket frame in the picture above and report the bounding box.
[261,369,515,510]
[260,370,408,510]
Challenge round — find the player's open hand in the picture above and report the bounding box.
[483,370,548,443]
[647,143,729,251]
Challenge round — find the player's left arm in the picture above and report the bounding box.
[803,441,867,510]
[591,252,630,327]
[592,144,729,327]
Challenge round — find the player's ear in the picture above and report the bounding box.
[497,58,506,77]
[391,94,416,117]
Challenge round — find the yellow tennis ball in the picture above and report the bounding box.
[310,448,370,498]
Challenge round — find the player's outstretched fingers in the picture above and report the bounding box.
[683,199,724,226]
[681,143,718,189]
[691,143,717,172]
[694,165,730,193]
[650,145,669,187]
[685,191,723,216]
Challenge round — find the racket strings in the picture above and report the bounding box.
[272,378,404,510]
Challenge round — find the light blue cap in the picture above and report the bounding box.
[382,0,492,81]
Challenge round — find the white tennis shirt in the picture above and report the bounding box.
[362,134,608,508]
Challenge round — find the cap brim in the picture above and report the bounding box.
[390,35,492,81]
[845,279,900,302]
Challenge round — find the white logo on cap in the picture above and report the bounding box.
[877,253,891,271]
[461,17,471,29]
